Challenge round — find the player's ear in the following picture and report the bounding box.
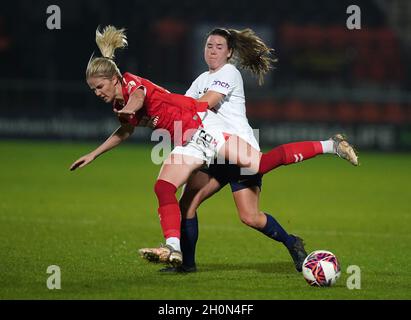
[227,48,233,59]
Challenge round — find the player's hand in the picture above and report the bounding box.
[138,116,157,129]
[114,108,135,120]
[69,154,95,171]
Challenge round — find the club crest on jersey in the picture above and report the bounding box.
[212,80,230,89]
[127,81,136,94]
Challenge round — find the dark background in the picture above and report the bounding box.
[1,0,410,150]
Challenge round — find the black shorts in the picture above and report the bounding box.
[201,162,263,192]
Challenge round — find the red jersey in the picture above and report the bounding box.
[113,72,208,144]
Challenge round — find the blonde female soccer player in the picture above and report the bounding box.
[70,26,358,268]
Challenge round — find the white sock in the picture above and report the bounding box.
[320,140,335,154]
[166,237,181,251]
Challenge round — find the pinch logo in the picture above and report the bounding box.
[127,81,137,94]
[212,80,230,89]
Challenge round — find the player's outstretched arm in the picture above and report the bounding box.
[69,153,96,171]
[114,88,145,121]
[69,123,135,171]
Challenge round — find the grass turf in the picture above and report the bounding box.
[0,140,410,299]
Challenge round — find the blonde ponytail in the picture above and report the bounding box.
[95,25,128,59]
[86,25,128,80]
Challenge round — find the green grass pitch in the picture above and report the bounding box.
[0,140,410,299]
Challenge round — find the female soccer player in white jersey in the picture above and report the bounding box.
[70,26,358,269]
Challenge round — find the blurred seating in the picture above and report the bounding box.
[247,100,411,124]
[279,24,404,84]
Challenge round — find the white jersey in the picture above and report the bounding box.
[185,63,260,151]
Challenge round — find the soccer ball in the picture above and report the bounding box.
[302,250,341,287]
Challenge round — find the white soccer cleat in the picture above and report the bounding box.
[330,134,359,166]
[138,244,183,267]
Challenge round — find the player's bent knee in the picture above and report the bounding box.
[179,198,192,217]
[179,190,197,209]
[180,195,203,219]
[239,213,260,228]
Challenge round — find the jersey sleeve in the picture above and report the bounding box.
[208,65,238,96]
[185,77,200,99]
[124,73,147,96]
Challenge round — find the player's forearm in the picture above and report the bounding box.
[90,125,134,158]
[121,89,145,114]
[197,90,224,109]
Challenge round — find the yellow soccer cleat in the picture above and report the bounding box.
[139,244,183,267]
[331,134,359,166]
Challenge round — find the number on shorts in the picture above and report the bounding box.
[196,130,213,148]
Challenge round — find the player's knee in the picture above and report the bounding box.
[236,156,252,168]
[240,210,267,228]
[239,212,261,228]
[235,154,260,173]
[179,188,196,210]
[179,197,192,216]
[179,192,201,219]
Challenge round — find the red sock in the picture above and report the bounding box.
[154,179,181,239]
[259,141,323,174]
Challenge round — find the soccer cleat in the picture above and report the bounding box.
[138,244,183,267]
[158,265,197,273]
[330,134,359,166]
[287,235,308,272]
